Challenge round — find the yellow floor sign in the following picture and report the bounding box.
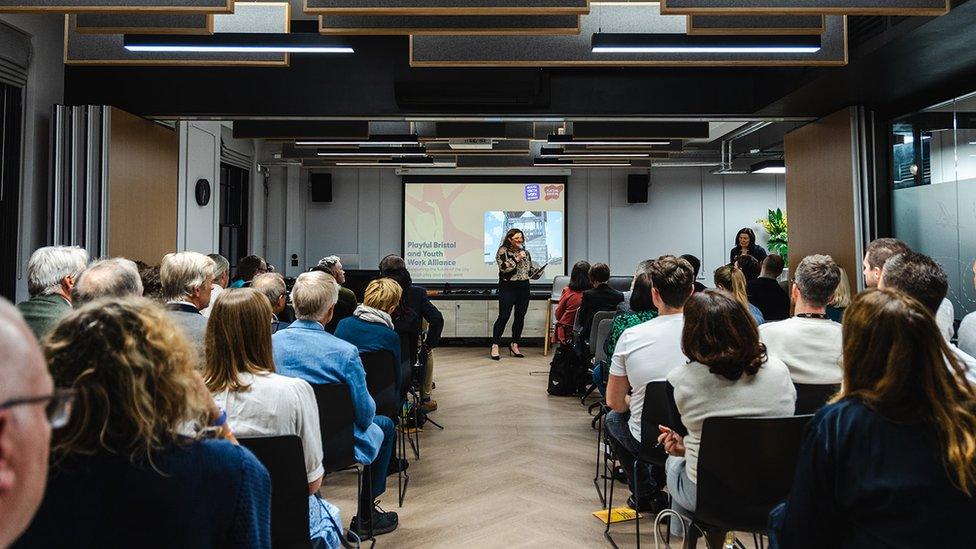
[592,507,643,525]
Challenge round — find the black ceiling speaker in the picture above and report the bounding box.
[310,173,333,203]
[627,174,649,203]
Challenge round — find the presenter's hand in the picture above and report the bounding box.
[515,251,527,262]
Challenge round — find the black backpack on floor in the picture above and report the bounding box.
[547,342,587,396]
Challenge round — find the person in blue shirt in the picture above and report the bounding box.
[769,289,976,548]
[272,271,398,537]
[335,277,403,393]
[15,297,271,549]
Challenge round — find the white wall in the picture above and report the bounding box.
[3,14,65,301]
[259,166,785,284]
[177,121,221,253]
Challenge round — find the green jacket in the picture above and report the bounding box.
[16,294,72,341]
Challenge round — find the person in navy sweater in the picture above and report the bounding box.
[335,277,403,390]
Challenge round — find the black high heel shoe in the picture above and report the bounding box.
[490,346,500,361]
[508,344,525,358]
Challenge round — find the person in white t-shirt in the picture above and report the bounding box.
[605,255,694,513]
[203,287,339,546]
[879,251,976,382]
[760,255,843,385]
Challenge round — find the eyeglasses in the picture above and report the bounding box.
[0,388,75,429]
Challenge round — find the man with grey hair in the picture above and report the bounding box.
[272,270,399,537]
[71,258,144,306]
[200,253,230,318]
[16,246,89,339]
[0,300,58,547]
[251,272,289,333]
[618,258,656,314]
[160,251,215,363]
[314,255,357,325]
[759,254,843,385]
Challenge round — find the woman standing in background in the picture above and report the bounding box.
[729,228,768,266]
[491,229,534,360]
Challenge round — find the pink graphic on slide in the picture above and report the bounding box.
[405,185,483,277]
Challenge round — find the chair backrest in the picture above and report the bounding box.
[310,383,357,473]
[607,276,633,292]
[589,310,616,353]
[637,381,679,467]
[593,318,614,364]
[360,350,399,418]
[695,415,813,533]
[794,383,840,415]
[398,333,416,394]
[550,275,571,300]
[238,436,312,549]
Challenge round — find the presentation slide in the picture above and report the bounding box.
[404,182,566,283]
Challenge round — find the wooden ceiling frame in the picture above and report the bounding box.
[686,14,826,35]
[0,0,233,13]
[74,14,214,35]
[304,0,591,16]
[659,0,949,16]
[318,14,581,35]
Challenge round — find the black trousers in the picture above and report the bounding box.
[492,279,531,345]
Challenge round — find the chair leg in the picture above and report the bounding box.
[593,408,606,507]
[634,458,641,549]
[604,451,618,549]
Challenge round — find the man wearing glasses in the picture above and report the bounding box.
[0,300,73,547]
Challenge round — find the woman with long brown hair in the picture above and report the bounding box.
[714,265,765,325]
[17,297,271,548]
[771,289,976,547]
[491,228,540,360]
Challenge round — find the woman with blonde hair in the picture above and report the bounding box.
[17,297,271,548]
[335,277,403,369]
[826,266,852,323]
[204,288,340,547]
[771,289,976,547]
[714,265,765,325]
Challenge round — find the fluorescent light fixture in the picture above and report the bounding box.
[548,134,671,146]
[124,33,354,53]
[751,159,786,174]
[316,147,426,157]
[540,146,649,158]
[535,158,631,168]
[336,159,456,168]
[296,135,419,146]
[591,33,821,54]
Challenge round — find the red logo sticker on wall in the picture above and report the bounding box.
[544,184,564,201]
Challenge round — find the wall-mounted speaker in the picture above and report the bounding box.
[627,174,649,203]
[310,173,333,203]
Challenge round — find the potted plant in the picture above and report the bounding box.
[757,208,788,267]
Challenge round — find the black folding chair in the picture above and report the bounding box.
[608,276,633,292]
[590,317,615,506]
[238,435,313,549]
[361,350,409,507]
[310,383,375,547]
[794,383,840,415]
[683,415,813,548]
[399,334,422,460]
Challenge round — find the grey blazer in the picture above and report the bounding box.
[166,303,208,367]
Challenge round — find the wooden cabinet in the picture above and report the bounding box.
[432,298,547,339]
[487,300,548,338]
[456,301,489,337]
[437,300,457,338]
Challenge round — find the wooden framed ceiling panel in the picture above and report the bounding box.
[304,0,590,16]
[425,140,532,155]
[319,14,581,35]
[74,13,214,34]
[687,14,825,35]
[0,0,233,13]
[659,0,949,16]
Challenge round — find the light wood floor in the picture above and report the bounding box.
[322,346,758,548]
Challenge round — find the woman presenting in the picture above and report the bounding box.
[729,227,768,265]
[491,229,540,360]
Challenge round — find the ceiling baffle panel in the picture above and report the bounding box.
[659,0,948,16]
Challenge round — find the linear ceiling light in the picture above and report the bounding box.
[124,33,354,53]
[751,159,786,174]
[540,147,649,158]
[535,158,632,167]
[591,33,821,54]
[548,134,671,146]
[296,135,419,146]
[316,147,426,157]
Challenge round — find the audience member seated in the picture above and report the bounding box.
[770,289,976,547]
[729,227,768,266]
[16,297,271,548]
[714,265,765,325]
[863,238,955,340]
[230,255,268,289]
[593,272,658,397]
[0,300,56,548]
[136,262,164,301]
[201,253,230,318]
[335,278,404,394]
[605,256,694,513]
[204,288,340,547]
[311,260,356,334]
[618,259,655,314]
[826,267,851,323]
[577,263,624,340]
[380,254,445,412]
[15,246,88,340]
[71,258,143,306]
[759,255,843,385]
[679,254,707,294]
[554,260,591,344]
[734,254,761,283]
[317,255,358,314]
[252,272,290,333]
[747,254,790,322]
[272,271,398,536]
[878,250,976,378]
[160,251,214,364]
[659,290,795,542]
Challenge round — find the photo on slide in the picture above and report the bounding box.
[484,210,564,268]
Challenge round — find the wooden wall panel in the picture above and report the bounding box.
[108,107,178,264]
[784,107,858,291]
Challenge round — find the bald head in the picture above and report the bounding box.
[0,299,53,547]
[72,258,144,306]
